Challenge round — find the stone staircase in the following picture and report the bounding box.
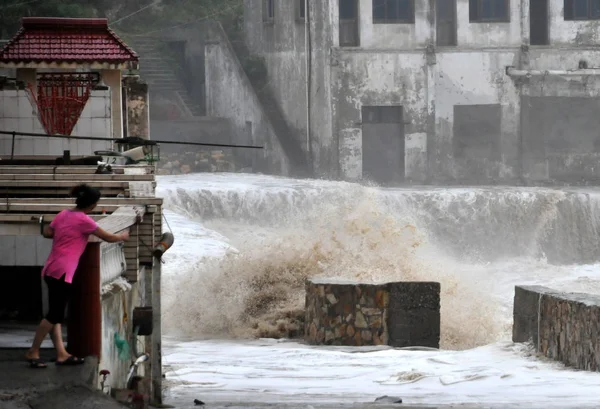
[127,36,204,117]
[224,27,311,177]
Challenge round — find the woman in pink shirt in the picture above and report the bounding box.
[26,184,130,369]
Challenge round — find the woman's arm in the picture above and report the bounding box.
[42,225,54,239]
[93,227,130,243]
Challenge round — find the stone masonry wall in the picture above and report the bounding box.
[513,285,600,371]
[305,278,440,348]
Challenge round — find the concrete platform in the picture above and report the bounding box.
[0,349,127,409]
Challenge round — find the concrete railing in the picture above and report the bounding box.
[513,285,600,371]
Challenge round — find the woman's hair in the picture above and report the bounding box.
[71,184,101,209]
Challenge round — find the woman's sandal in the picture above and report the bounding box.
[56,356,85,366]
[28,359,48,369]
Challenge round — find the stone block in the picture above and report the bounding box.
[388,282,440,349]
[512,285,550,346]
[305,278,440,348]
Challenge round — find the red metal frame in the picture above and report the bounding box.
[29,73,99,136]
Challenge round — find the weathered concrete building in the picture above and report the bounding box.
[241,0,600,184]
[0,17,164,405]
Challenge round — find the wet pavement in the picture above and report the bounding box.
[0,349,126,409]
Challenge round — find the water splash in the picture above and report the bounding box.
[158,174,600,350]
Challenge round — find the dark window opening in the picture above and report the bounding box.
[564,0,600,20]
[530,0,549,45]
[436,0,457,46]
[373,0,415,24]
[340,0,358,19]
[469,0,510,22]
[339,0,360,47]
[297,0,306,21]
[453,105,501,161]
[263,0,275,23]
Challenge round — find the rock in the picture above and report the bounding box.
[325,330,335,342]
[309,323,317,339]
[375,395,403,404]
[362,308,381,316]
[369,318,383,331]
[362,330,373,342]
[326,293,338,305]
[375,290,387,308]
[347,325,355,337]
[180,165,191,174]
[355,312,367,328]
[194,398,205,405]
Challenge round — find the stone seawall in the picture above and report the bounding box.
[305,278,440,348]
[513,285,600,371]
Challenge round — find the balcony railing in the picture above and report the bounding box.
[100,241,126,285]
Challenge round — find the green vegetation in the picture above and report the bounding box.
[0,0,243,39]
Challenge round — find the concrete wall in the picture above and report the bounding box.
[204,23,291,175]
[0,89,112,156]
[0,235,51,266]
[101,69,123,139]
[242,0,600,183]
[123,76,150,140]
[101,280,147,390]
[513,285,600,371]
[244,0,309,148]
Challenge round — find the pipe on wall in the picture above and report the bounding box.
[506,66,600,77]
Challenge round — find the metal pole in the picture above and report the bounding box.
[10,131,15,160]
[0,130,264,150]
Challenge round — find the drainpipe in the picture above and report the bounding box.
[506,66,600,77]
[305,0,312,172]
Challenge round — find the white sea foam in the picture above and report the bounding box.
[157,173,600,407]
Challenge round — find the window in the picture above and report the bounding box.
[296,0,306,21]
[469,0,510,22]
[372,0,415,24]
[263,0,275,23]
[339,0,360,46]
[564,0,600,20]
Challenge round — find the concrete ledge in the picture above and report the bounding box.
[513,285,600,371]
[304,279,440,348]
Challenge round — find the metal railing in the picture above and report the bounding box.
[0,130,264,161]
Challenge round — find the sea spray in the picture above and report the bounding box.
[159,175,517,349]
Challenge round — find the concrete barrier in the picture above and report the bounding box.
[513,285,600,371]
[304,278,440,348]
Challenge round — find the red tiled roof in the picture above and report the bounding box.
[0,17,139,65]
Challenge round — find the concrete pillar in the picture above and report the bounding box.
[122,76,151,140]
[68,243,102,359]
[151,259,162,404]
[101,70,123,139]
